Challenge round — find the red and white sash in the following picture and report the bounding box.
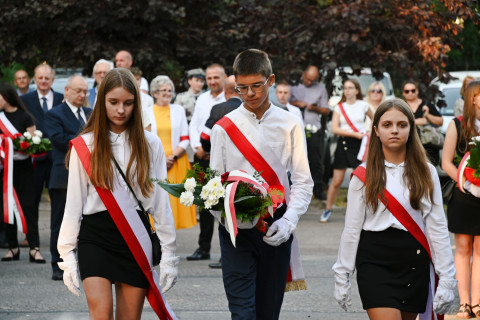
[216,111,306,292]
[0,113,27,233]
[338,103,369,161]
[352,165,442,320]
[70,136,177,320]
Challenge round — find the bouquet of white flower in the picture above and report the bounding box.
[12,130,51,156]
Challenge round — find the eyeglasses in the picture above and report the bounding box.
[370,89,382,94]
[94,71,108,76]
[68,88,88,95]
[235,77,270,95]
[404,89,416,94]
[159,89,173,93]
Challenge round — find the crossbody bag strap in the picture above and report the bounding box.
[112,158,154,233]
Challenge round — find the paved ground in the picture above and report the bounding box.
[0,194,460,319]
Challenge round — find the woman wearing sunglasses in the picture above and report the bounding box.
[365,82,387,131]
[402,81,443,166]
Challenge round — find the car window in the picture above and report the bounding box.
[438,87,460,116]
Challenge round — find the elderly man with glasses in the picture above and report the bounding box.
[88,59,114,108]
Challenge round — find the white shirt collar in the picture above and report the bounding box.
[37,89,53,102]
[109,129,127,143]
[384,160,405,168]
[239,102,273,121]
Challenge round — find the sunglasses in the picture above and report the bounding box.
[370,89,382,94]
[404,89,416,94]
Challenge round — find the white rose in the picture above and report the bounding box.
[179,191,194,207]
[184,177,197,192]
[306,124,312,131]
[34,130,43,138]
[312,125,318,133]
[474,136,480,142]
[32,136,41,145]
[23,132,32,139]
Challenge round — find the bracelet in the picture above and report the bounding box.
[173,155,178,161]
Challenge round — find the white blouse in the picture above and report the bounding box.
[333,100,370,133]
[58,130,176,261]
[332,161,455,281]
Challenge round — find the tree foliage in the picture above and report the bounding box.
[0,0,477,93]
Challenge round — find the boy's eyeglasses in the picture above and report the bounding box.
[235,77,270,95]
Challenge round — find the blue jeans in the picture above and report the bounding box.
[218,221,293,320]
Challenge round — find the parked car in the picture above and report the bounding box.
[430,71,480,133]
[325,67,395,107]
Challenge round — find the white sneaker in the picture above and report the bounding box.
[320,209,332,223]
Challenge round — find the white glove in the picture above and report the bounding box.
[263,217,295,247]
[58,255,81,297]
[433,278,456,314]
[334,273,352,311]
[159,256,179,293]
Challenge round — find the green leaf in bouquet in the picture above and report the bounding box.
[234,195,263,209]
[155,181,185,198]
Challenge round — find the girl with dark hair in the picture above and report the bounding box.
[402,81,443,166]
[320,79,373,222]
[442,81,480,319]
[333,98,456,320]
[0,83,44,263]
[57,68,178,319]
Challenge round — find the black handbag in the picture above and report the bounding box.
[113,158,162,266]
[441,178,456,204]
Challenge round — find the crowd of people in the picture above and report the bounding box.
[0,48,479,320]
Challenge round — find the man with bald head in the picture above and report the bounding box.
[187,63,227,261]
[115,50,149,94]
[290,65,330,200]
[45,76,92,280]
[21,63,64,251]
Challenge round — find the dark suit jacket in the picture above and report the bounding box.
[21,90,64,137]
[45,102,92,189]
[201,97,242,152]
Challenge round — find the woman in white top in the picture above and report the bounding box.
[320,79,373,222]
[57,68,177,319]
[333,98,456,320]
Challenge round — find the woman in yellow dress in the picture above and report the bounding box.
[149,75,196,229]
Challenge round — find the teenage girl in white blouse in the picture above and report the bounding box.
[333,98,456,319]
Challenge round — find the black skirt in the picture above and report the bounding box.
[332,137,362,169]
[78,211,148,288]
[447,188,480,235]
[355,228,430,313]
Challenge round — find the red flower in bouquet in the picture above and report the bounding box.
[12,130,52,156]
[20,141,30,149]
[458,135,480,197]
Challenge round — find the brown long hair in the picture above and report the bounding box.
[459,81,480,153]
[340,79,363,103]
[365,98,433,212]
[68,68,153,197]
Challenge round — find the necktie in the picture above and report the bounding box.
[77,108,85,127]
[41,97,48,113]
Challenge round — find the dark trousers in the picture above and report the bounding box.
[49,188,66,267]
[306,129,326,197]
[219,223,293,320]
[3,159,37,248]
[32,158,52,228]
[194,155,214,253]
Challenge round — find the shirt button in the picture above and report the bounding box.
[402,300,406,304]
[407,283,411,287]
[342,141,346,144]
[344,147,347,150]
[412,267,416,270]
[417,249,421,254]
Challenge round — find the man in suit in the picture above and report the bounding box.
[21,63,63,249]
[200,75,241,153]
[88,59,113,108]
[45,75,91,280]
